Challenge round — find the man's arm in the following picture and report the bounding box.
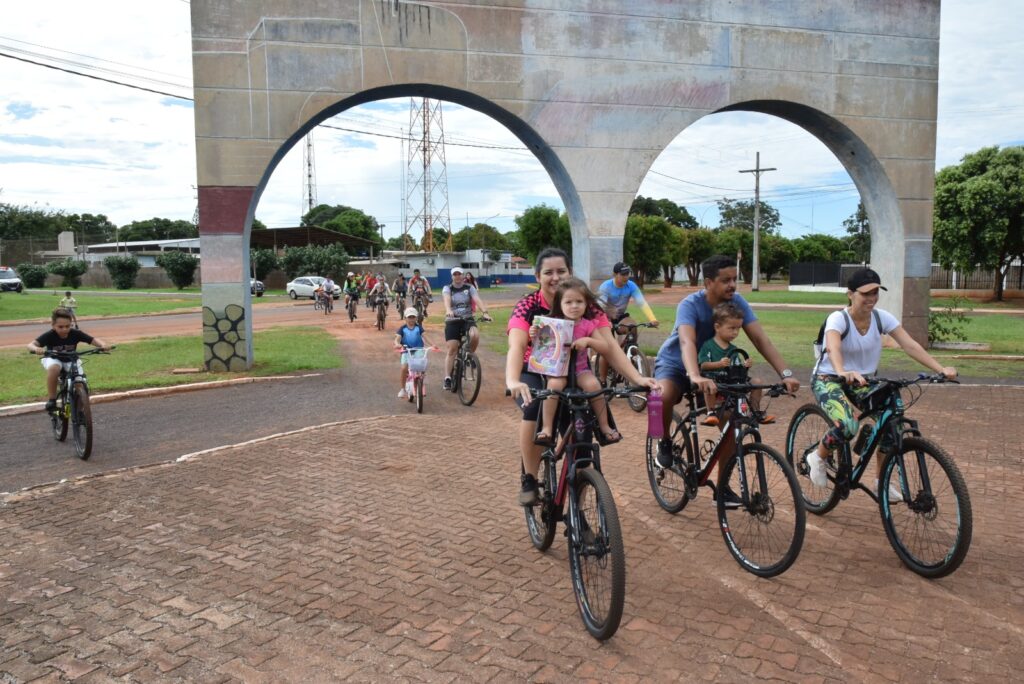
[743,320,800,392]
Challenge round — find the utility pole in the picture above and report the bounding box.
[739,152,776,291]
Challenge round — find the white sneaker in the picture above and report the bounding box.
[875,479,904,503]
[397,388,408,399]
[807,451,829,488]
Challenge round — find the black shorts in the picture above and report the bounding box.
[444,317,476,342]
[516,367,546,421]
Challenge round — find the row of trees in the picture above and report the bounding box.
[16,251,201,290]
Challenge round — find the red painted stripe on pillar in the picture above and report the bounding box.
[198,186,256,235]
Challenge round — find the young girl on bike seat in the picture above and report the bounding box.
[394,307,436,399]
[27,308,111,412]
[531,278,654,447]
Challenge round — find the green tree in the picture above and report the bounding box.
[323,208,383,251]
[713,228,754,281]
[716,198,781,235]
[791,233,852,263]
[16,262,48,288]
[252,218,267,230]
[624,214,673,286]
[280,244,348,279]
[934,145,1024,301]
[629,195,698,229]
[249,248,279,280]
[419,227,451,251]
[0,203,68,239]
[120,218,198,241]
[451,223,510,253]
[660,226,689,287]
[156,251,200,289]
[46,258,89,289]
[68,213,117,242]
[103,255,141,290]
[514,204,571,261]
[842,201,871,263]
[760,234,795,282]
[680,228,717,285]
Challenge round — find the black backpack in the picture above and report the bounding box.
[812,309,882,373]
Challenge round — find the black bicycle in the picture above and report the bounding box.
[373,294,390,331]
[345,292,359,322]
[447,314,489,406]
[395,291,407,316]
[511,383,637,640]
[785,373,971,578]
[412,291,431,324]
[314,289,333,315]
[38,348,112,460]
[591,321,656,412]
[647,371,805,577]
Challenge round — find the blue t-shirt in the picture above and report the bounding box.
[597,278,645,320]
[396,324,425,349]
[655,291,756,370]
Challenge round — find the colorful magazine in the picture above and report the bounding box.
[528,316,575,377]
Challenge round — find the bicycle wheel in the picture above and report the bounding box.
[717,443,805,577]
[457,352,482,406]
[785,404,841,515]
[72,383,93,460]
[568,467,625,641]
[524,455,557,551]
[376,306,384,330]
[348,301,356,322]
[645,433,690,514]
[325,297,332,315]
[879,437,972,578]
[414,375,424,414]
[626,347,649,412]
[51,392,69,442]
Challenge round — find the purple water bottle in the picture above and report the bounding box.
[647,388,664,439]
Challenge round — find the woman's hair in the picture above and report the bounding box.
[52,308,73,324]
[534,247,571,275]
[712,301,744,325]
[550,277,598,320]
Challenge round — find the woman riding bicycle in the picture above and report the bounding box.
[342,272,360,315]
[807,268,956,499]
[442,267,491,390]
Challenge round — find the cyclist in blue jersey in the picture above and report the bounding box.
[595,262,659,382]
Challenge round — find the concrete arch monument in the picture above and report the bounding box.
[192,0,939,369]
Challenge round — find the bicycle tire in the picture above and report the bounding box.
[51,390,69,442]
[785,403,841,515]
[626,348,649,412]
[457,351,482,406]
[879,437,972,578]
[524,455,557,551]
[645,434,690,514]
[717,443,805,577]
[376,306,385,331]
[412,375,423,413]
[568,467,625,641]
[348,301,356,322]
[72,383,93,460]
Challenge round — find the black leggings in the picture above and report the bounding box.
[517,368,545,421]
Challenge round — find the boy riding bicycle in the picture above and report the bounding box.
[27,308,111,412]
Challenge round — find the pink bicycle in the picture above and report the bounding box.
[398,346,438,413]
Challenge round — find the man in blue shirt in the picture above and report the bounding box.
[596,261,659,382]
[653,255,800,474]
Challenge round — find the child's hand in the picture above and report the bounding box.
[528,324,539,339]
[744,359,752,368]
[719,359,730,369]
[572,337,592,350]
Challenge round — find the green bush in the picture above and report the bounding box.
[46,258,89,289]
[280,244,348,279]
[155,251,200,290]
[250,248,279,280]
[103,255,142,290]
[16,263,48,288]
[929,296,971,344]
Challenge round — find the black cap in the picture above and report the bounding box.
[612,262,632,275]
[846,268,887,292]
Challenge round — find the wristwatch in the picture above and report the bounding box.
[780,369,794,379]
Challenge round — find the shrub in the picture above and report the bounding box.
[156,251,200,289]
[46,258,89,289]
[928,296,971,344]
[250,248,279,280]
[280,244,348,279]
[103,255,142,290]
[15,263,48,288]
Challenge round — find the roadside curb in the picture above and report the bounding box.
[0,373,323,418]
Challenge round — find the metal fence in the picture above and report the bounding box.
[930,263,1023,291]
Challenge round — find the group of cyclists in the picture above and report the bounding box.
[337,269,435,318]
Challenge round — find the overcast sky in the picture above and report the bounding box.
[2,1,1022,243]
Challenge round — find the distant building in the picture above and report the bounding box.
[84,238,200,267]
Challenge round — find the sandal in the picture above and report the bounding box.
[597,429,622,446]
[534,431,555,447]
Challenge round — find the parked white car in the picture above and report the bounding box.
[286,276,341,300]
[0,266,24,292]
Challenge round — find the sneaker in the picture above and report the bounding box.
[45,399,57,412]
[875,479,904,503]
[701,415,720,427]
[756,412,776,425]
[655,439,674,469]
[714,486,743,510]
[443,377,453,391]
[518,474,539,506]
[397,388,408,399]
[807,451,829,488]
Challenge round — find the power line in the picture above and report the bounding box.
[0,51,192,101]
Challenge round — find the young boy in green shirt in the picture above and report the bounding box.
[698,302,773,426]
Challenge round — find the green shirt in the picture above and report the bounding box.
[698,337,737,377]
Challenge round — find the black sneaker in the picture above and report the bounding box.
[45,399,57,412]
[518,473,539,506]
[443,377,453,391]
[714,486,743,510]
[655,439,674,469]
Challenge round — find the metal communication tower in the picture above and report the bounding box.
[404,98,452,252]
[302,132,318,216]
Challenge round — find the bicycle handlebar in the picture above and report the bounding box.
[867,373,959,388]
[616,321,657,330]
[37,346,116,359]
[505,384,648,402]
[703,381,791,398]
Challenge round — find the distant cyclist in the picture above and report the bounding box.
[409,269,433,317]
[595,261,659,381]
[442,267,492,390]
[342,272,360,315]
[368,277,393,308]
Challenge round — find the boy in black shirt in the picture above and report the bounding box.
[27,308,110,411]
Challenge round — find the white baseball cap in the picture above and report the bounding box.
[404,307,419,318]
[451,267,464,275]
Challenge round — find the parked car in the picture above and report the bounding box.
[0,266,24,293]
[286,276,341,300]
[250,278,265,297]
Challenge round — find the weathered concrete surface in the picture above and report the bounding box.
[192,0,940,366]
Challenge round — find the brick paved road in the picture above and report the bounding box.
[2,381,1022,682]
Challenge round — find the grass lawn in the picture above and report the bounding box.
[0,292,199,321]
[0,326,342,406]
